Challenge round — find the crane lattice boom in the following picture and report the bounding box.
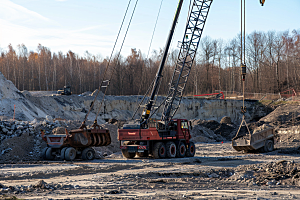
[162,0,213,122]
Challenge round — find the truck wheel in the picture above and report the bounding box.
[60,147,68,160]
[65,147,76,161]
[176,142,186,158]
[186,141,196,157]
[153,142,166,159]
[82,148,95,160]
[264,140,274,152]
[41,147,48,160]
[166,141,176,158]
[122,149,136,159]
[45,147,54,160]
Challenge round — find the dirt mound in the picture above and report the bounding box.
[0,72,47,121]
[190,125,222,143]
[259,104,300,127]
[191,119,236,142]
[0,132,36,162]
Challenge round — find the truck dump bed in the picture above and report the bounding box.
[232,128,274,151]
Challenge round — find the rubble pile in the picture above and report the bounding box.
[0,180,58,195]
[190,118,236,142]
[252,124,273,134]
[277,125,300,143]
[0,116,120,163]
[231,160,300,186]
[0,120,34,142]
[0,117,65,163]
[259,104,300,128]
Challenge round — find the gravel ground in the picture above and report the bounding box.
[1,141,300,199]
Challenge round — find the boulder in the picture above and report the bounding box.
[220,116,232,124]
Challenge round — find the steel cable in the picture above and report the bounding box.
[95,0,139,119]
[133,0,164,120]
[81,0,133,126]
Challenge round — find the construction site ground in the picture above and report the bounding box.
[2,73,300,199]
[1,141,300,200]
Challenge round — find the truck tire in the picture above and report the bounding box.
[166,141,176,158]
[45,147,54,160]
[176,142,186,158]
[41,147,48,160]
[153,142,166,159]
[264,140,274,152]
[122,149,136,159]
[186,141,196,157]
[65,147,76,161]
[82,148,95,160]
[60,147,68,160]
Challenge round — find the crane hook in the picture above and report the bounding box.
[260,0,265,6]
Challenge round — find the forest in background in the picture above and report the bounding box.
[0,29,299,96]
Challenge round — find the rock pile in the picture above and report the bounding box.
[190,119,236,142]
[0,180,57,196]
[0,120,34,142]
[231,160,300,186]
[0,116,120,163]
[0,118,60,163]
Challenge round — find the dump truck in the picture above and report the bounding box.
[57,86,72,95]
[41,125,111,161]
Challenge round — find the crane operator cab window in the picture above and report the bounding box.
[181,121,188,129]
[169,121,178,131]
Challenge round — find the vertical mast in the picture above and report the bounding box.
[140,0,184,126]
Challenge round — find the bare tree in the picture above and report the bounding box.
[199,36,213,93]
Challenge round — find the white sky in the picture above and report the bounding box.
[0,0,299,58]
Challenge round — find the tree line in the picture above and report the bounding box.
[0,29,299,96]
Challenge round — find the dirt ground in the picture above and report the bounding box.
[2,70,300,199]
[1,103,300,199]
[1,141,300,200]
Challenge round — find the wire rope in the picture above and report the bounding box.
[146,0,164,59]
[81,0,133,127]
[133,0,164,119]
[95,0,139,119]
